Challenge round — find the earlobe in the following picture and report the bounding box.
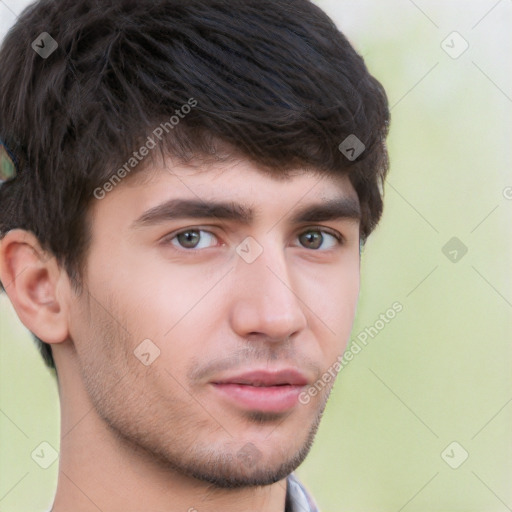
[0,229,70,344]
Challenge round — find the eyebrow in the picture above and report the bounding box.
[130,196,361,229]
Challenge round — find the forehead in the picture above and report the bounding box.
[123,154,356,199]
[90,155,360,232]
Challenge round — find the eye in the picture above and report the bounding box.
[167,229,219,250]
[162,227,343,252]
[298,229,342,250]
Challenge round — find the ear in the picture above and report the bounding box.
[0,229,70,344]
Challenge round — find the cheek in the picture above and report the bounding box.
[302,255,359,319]
[129,268,216,335]
[299,257,360,358]
[86,243,188,334]
[84,240,222,378]
[106,265,217,380]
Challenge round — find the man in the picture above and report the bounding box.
[0,0,389,510]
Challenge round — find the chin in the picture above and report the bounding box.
[181,443,311,488]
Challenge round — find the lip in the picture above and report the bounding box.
[212,369,309,387]
[211,369,309,413]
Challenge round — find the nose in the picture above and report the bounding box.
[228,239,309,343]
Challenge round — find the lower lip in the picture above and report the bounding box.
[211,383,305,413]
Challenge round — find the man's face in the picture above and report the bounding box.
[66,156,361,487]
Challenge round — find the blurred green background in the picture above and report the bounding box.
[1,1,511,511]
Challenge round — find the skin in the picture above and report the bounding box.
[0,155,361,512]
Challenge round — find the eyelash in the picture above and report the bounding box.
[160,226,344,252]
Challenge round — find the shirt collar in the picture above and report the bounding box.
[285,473,320,512]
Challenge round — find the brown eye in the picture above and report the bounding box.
[298,229,341,250]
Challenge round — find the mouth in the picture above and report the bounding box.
[211,369,309,413]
